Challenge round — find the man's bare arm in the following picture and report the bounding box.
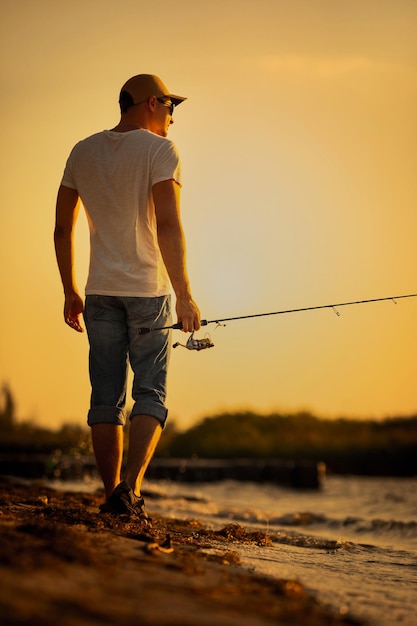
[153,179,200,333]
[54,184,84,332]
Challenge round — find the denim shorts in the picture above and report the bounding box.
[83,294,172,428]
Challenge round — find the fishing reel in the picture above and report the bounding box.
[173,331,214,351]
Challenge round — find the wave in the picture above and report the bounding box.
[217,507,417,538]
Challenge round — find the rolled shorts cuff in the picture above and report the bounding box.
[130,401,168,428]
[87,406,126,427]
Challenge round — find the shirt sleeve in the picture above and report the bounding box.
[151,140,182,187]
[60,146,78,189]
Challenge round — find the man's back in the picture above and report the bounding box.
[61,129,182,297]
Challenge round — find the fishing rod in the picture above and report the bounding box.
[137,293,417,351]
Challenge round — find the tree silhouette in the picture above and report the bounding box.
[0,383,16,430]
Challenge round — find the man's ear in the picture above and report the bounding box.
[148,96,157,111]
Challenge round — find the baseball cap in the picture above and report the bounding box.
[119,74,187,110]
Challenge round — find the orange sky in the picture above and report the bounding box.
[1,0,416,429]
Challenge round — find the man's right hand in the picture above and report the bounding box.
[175,295,201,333]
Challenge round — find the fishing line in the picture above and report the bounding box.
[137,292,417,350]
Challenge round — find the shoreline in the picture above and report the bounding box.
[0,477,364,626]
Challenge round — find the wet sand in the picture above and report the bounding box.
[0,477,363,625]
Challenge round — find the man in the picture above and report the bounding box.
[54,74,200,522]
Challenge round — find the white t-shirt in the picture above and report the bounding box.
[61,129,182,297]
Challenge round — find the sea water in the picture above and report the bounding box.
[54,474,417,626]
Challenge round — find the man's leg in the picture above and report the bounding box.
[84,295,129,500]
[124,295,171,495]
[91,423,124,499]
[124,414,162,495]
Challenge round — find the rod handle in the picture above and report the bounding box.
[172,319,208,330]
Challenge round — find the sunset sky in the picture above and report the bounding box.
[1,0,416,430]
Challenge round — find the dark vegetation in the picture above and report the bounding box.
[157,412,417,476]
[0,384,91,455]
[1,384,416,476]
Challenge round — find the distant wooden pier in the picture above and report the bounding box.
[147,458,326,489]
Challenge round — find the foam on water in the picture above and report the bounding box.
[142,475,417,626]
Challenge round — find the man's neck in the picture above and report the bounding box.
[110,122,144,132]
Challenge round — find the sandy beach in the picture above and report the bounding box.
[0,477,363,626]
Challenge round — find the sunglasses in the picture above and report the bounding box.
[156,98,175,116]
